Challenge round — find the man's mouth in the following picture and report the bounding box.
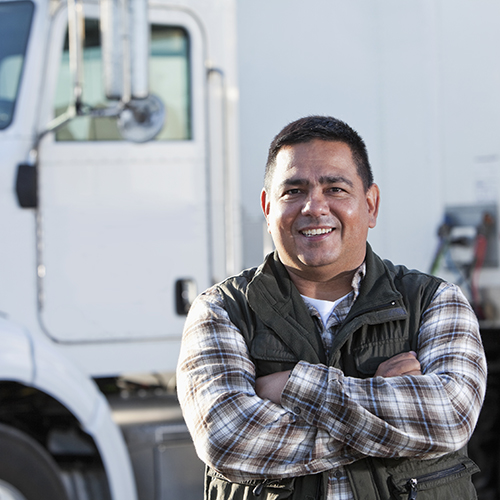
[300,228,334,237]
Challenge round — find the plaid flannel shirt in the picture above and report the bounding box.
[177,266,487,500]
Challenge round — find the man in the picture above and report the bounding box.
[177,116,487,499]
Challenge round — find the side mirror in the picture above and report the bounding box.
[100,0,149,101]
[100,0,164,142]
[41,0,164,143]
[117,94,165,143]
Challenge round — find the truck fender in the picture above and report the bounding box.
[0,316,137,500]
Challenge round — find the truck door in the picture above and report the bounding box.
[37,5,209,343]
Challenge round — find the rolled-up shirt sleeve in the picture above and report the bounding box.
[280,282,487,459]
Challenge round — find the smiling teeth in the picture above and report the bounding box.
[301,228,333,237]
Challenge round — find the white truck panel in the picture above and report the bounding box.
[0,317,34,382]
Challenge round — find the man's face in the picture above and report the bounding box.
[261,139,380,282]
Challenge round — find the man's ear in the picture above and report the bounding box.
[261,189,272,233]
[261,188,270,218]
[366,183,380,229]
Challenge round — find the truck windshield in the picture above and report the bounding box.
[0,1,34,130]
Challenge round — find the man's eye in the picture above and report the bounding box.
[284,189,301,195]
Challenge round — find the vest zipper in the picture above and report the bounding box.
[330,300,403,361]
[406,463,466,499]
[407,478,417,500]
[349,300,400,321]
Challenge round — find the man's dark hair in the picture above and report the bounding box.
[264,115,374,192]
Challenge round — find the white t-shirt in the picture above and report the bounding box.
[301,293,349,328]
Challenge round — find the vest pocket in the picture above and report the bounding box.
[387,456,479,500]
[251,329,298,362]
[352,337,411,377]
[249,329,298,377]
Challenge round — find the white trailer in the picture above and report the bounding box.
[0,0,239,498]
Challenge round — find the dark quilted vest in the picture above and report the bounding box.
[206,245,479,500]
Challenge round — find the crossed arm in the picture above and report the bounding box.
[256,351,421,404]
[177,282,487,482]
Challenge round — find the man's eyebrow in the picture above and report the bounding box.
[280,178,308,188]
[280,175,354,188]
[319,175,354,188]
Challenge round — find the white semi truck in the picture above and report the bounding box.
[0,0,239,498]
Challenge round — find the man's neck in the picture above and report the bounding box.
[286,267,356,302]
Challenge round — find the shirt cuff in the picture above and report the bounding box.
[281,360,342,423]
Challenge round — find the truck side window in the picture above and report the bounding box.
[0,1,34,130]
[54,19,191,141]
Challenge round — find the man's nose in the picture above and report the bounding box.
[302,192,329,216]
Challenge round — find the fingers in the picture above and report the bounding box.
[375,351,422,378]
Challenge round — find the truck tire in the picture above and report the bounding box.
[0,423,70,500]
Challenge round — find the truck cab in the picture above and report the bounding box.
[0,0,239,498]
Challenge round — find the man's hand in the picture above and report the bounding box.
[255,370,291,404]
[375,351,422,377]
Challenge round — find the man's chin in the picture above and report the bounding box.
[297,254,339,269]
